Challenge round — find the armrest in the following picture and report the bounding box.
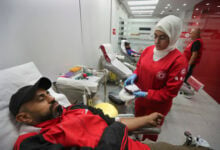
[118,114,134,118]
[129,127,161,135]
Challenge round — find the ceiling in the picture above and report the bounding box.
[120,0,203,18]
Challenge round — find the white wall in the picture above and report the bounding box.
[0,0,84,80]
[80,0,111,68]
[0,0,112,80]
[111,0,128,53]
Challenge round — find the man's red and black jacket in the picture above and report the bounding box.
[14,104,129,150]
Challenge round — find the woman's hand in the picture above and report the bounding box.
[133,91,147,98]
[124,74,137,86]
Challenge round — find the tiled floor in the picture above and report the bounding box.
[96,83,220,149]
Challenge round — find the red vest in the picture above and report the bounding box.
[183,38,203,65]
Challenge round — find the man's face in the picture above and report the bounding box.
[190,28,199,40]
[154,30,170,50]
[125,43,130,49]
[16,89,62,125]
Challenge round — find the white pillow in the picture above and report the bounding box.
[0,62,71,150]
[121,40,128,54]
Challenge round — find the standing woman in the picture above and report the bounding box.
[124,15,188,141]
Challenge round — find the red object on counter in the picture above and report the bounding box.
[82,73,87,78]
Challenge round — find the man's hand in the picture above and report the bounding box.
[147,112,164,127]
[120,112,164,131]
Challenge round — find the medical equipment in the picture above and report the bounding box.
[124,84,140,94]
[55,66,107,104]
[109,86,137,111]
[100,43,133,80]
[107,84,161,135]
[118,84,141,102]
[0,62,71,150]
[184,131,211,148]
[119,88,135,102]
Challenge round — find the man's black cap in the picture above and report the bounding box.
[9,77,52,116]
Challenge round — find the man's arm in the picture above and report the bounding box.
[119,112,163,131]
[189,51,198,65]
[189,40,201,65]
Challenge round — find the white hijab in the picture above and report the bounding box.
[153,15,182,61]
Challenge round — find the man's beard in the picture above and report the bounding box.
[49,101,63,118]
[34,101,63,123]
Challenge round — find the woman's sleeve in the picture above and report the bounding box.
[147,56,188,102]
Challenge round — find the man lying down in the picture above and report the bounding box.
[9,77,211,150]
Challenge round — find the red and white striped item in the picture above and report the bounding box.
[187,76,204,92]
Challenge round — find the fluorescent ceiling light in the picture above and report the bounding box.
[183,3,187,6]
[134,14,152,16]
[132,10,154,13]
[128,0,159,6]
[130,6,156,10]
[132,12,153,15]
